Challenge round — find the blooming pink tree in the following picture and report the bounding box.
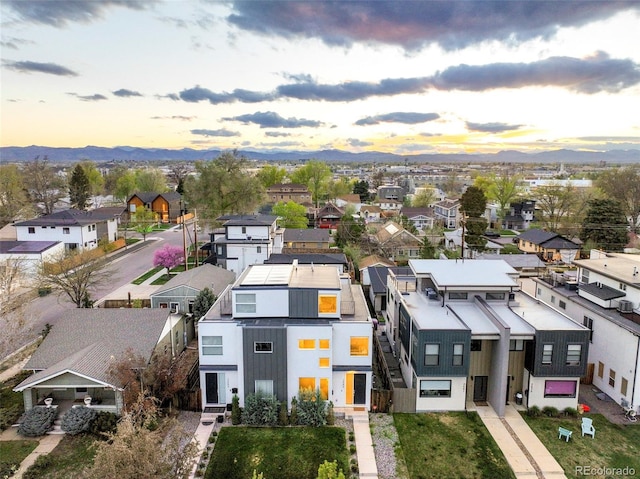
[153,245,184,276]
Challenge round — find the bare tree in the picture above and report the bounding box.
[23,156,66,215]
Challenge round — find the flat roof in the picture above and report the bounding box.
[506,293,587,331]
[401,291,469,330]
[236,264,340,290]
[0,240,61,254]
[574,253,640,287]
[448,303,500,336]
[409,259,519,288]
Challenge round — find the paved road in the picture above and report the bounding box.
[9,224,201,353]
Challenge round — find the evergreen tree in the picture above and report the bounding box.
[193,287,216,320]
[461,186,488,253]
[419,236,436,259]
[580,199,628,252]
[69,164,91,210]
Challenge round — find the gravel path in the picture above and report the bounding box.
[369,413,409,479]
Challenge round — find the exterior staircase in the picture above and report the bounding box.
[47,416,65,435]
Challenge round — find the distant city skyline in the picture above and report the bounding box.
[1,1,639,155]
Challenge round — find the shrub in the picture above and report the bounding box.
[526,406,541,418]
[563,407,578,417]
[18,407,57,437]
[61,406,97,435]
[296,389,327,427]
[326,401,335,426]
[542,406,559,417]
[89,411,119,437]
[348,431,355,442]
[242,392,279,426]
[23,454,53,479]
[231,395,241,425]
[290,397,298,426]
[278,401,289,426]
[350,463,359,473]
[0,462,19,478]
[317,460,346,479]
[349,445,356,454]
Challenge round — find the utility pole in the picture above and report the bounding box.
[194,208,199,267]
[182,213,188,272]
[461,216,465,260]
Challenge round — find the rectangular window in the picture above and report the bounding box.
[202,336,223,355]
[470,340,482,351]
[298,339,315,350]
[63,227,70,234]
[318,294,338,314]
[319,357,330,368]
[254,342,273,353]
[583,316,593,343]
[537,288,542,296]
[580,269,589,284]
[559,300,566,310]
[257,246,262,253]
[319,339,330,349]
[566,344,581,365]
[170,302,180,313]
[236,293,256,313]
[452,344,464,366]
[242,226,246,234]
[350,337,369,356]
[424,343,440,366]
[320,378,329,400]
[28,227,35,234]
[509,339,524,351]
[448,292,468,300]
[621,377,628,396]
[255,380,274,396]
[419,380,451,397]
[485,292,505,300]
[544,380,577,398]
[299,377,315,392]
[619,283,627,291]
[551,295,556,304]
[542,344,553,365]
[609,369,616,388]
[597,361,604,378]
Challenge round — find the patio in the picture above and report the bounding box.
[578,383,638,426]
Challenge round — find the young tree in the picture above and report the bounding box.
[334,212,365,249]
[580,199,629,252]
[411,188,436,208]
[272,201,309,228]
[135,168,168,192]
[153,244,184,276]
[192,287,216,320]
[39,250,114,308]
[68,163,91,210]
[326,177,352,201]
[0,164,32,226]
[23,156,66,215]
[256,165,287,188]
[79,160,105,202]
[133,207,157,241]
[186,151,264,220]
[535,183,577,232]
[289,160,332,208]
[114,170,138,202]
[398,214,419,235]
[597,165,640,232]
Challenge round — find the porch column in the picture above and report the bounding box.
[23,390,34,411]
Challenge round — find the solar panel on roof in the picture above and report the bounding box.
[242,265,292,285]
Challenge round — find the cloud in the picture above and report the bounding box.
[577,136,640,142]
[191,129,240,137]
[5,0,158,27]
[67,93,108,102]
[347,138,373,147]
[227,1,638,51]
[151,115,196,121]
[3,60,78,76]
[223,111,323,128]
[265,131,291,137]
[277,77,425,101]
[112,88,142,97]
[0,37,33,50]
[355,112,440,126]
[466,122,523,133]
[179,86,275,104]
[419,132,442,137]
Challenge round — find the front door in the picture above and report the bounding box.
[205,373,218,404]
[354,374,367,405]
[473,376,488,402]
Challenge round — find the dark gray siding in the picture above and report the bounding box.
[289,289,318,318]
[411,329,471,377]
[526,330,589,377]
[398,303,411,353]
[242,327,288,402]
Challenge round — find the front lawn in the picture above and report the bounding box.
[0,371,32,431]
[0,440,38,477]
[394,412,515,479]
[206,427,349,479]
[150,273,176,285]
[523,413,640,479]
[22,434,96,479]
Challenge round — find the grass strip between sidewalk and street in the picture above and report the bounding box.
[131,266,164,285]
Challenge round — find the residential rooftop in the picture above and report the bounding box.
[409,259,519,288]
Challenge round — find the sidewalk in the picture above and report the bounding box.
[474,404,566,479]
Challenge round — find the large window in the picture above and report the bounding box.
[63,227,70,234]
[583,316,593,343]
[318,294,338,314]
[542,344,553,365]
[544,380,577,398]
[254,342,273,353]
[452,344,464,366]
[420,380,451,397]
[299,377,315,392]
[255,380,274,396]
[485,292,505,300]
[28,227,35,234]
[320,378,329,400]
[597,361,604,378]
[448,292,468,300]
[299,339,315,350]
[350,337,369,356]
[319,357,330,368]
[236,293,256,313]
[509,339,524,351]
[202,336,223,355]
[566,344,581,366]
[424,344,440,366]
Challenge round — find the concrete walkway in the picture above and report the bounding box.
[0,427,64,479]
[188,415,218,479]
[475,404,566,479]
[343,409,378,479]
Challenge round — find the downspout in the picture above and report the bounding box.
[632,335,640,408]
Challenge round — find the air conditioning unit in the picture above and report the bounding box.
[618,299,634,313]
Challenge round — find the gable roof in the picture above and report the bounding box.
[517,229,558,244]
[152,263,236,296]
[401,207,435,218]
[15,209,107,227]
[128,192,180,204]
[16,309,169,391]
[317,202,344,217]
[337,194,361,204]
[359,254,394,270]
[267,183,309,191]
[284,228,330,243]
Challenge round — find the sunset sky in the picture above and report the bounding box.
[1,1,639,155]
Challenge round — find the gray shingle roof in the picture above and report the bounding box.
[15,209,102,227]
[283,228,330,242]
[152,263,236,296]
[517,229,558,244]
[16,309,169,390]
[579,282,626,301]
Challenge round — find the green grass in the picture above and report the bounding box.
[394,412,516,479]
[0,439,38,475]
[22,434,97,479]
[131,266,163,285]
[499,230,518,236]
[0,371,32,431]
[205,427,349,479]
[125,238,141,245]
[150,273,176,285]
[523,413,640,479]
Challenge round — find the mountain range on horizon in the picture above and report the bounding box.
[0,145,638,164]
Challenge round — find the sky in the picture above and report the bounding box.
[1,0,640,155]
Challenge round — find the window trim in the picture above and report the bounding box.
[424,343,440,366]
[419,379,452,398]
[544,380,577,398]
[566,344,581,366]
[235,293,256,313]
[542,344,553,365]
[448,292,468,300]
[202,336,223,356]
[349,337,369,356]
[254,341,273,353]
[452,343,464,367]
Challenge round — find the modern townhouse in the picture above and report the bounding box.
[385,259,589,416]
[198,263,374,411]
[533,251,640,414]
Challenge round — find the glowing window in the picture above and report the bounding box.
[318,295,337,313]
[299,377,315,392]
[350,337,369,356]
[298,339,315,350]
[319,339,330,349]
[320,378,329,400]
[319,357,330,368]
